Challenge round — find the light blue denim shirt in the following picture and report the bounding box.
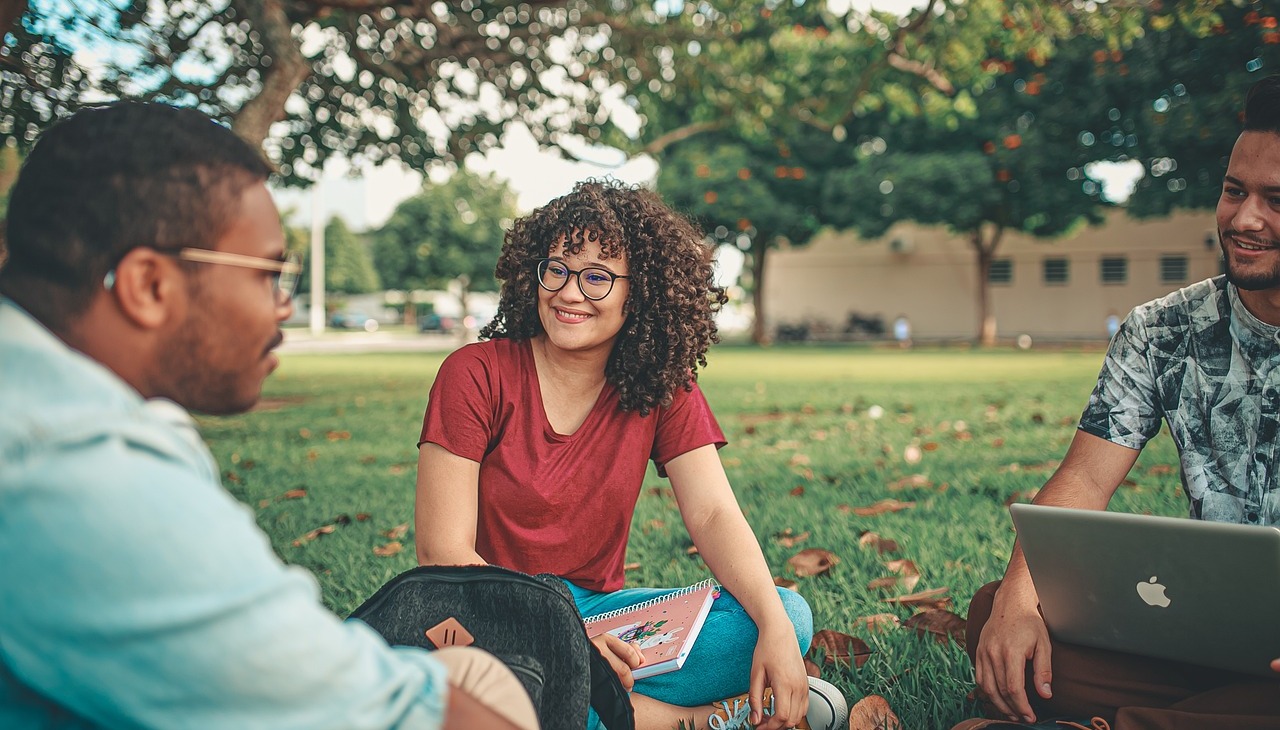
[0,298,448,729]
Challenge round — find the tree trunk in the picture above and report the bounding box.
[0,0,26,53]
[970,224,1004,347]
[749,240,771,346]
[230,0,310,150]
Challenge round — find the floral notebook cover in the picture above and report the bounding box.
[583,579,719,680]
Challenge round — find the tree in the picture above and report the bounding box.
[818,36,1129,344]
[656,132,835,344]
[295,216,380,296]
[1113,3,1280,218]
[1,0,714,185]
[371,168,515,330]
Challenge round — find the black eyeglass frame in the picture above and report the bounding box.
[531,257,630,301]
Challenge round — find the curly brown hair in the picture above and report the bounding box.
[481,179,727,415]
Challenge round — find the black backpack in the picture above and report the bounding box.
[349,564,635,730]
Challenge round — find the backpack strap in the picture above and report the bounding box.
[587,641,636,730]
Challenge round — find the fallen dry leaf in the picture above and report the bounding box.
[325,430,351,441]
[787,548,839,577]
[774,529,811,548]
[888,474,932,491]
[789,486,806,497]
[258,499,270,509]
[774,576,798,590]
[282,488,307,499]
[1004,488,1040,506]
[356,513,371,521]
[789,453,811,467]
[383,523,408,540]
[804,658,822,678]
[868,560,920,593]
[623,562,641,571]
[848,695,902,730]
[921,441,940,451]
[686,545,700,556]
[298,428,312,439]
[903,609,968,648]
[1147,464,1175,476]
[294,523,337,545]
[857,531,900,554]
[882,586,951,609]
[991,437,1005,447]
[854,613,902,632]
[808,629,872,668]
[359,455,377,464]
[852,499,916,517]
[373,541,403,557]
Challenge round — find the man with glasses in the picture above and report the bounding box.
[0,102,534,729]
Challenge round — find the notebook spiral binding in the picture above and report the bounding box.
[585,579,719,623]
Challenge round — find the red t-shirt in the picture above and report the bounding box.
[419,338,726,592]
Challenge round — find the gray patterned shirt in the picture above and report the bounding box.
[1080,276,1280,526]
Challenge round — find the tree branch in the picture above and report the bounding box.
[0,0,28,53]
[230,0,312,148]
[885,52,954,95]
[641,120,726,155]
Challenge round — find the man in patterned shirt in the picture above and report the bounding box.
[958,76,1280,729]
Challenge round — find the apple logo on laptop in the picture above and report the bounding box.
[1136,576,1171,608]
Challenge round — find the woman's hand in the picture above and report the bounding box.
[748,625,809,730]
[590,633,644,691]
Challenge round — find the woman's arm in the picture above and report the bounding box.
[665,444,809,730]
[414,443,487,566]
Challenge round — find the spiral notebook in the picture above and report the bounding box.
[583,579,720,679]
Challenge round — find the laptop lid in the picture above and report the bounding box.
[1010,503,1280,677]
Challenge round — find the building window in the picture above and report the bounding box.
[1043,257,1069,285]
[989,258,1013,285]
[1161,255,1188,284]
[1100,256,1128,285]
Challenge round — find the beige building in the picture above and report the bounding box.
[763,210,1225,342]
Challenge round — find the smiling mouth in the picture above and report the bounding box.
[1230,234,1279,252]
[555,308,591,321]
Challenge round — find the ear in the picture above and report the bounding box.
[107,248,186,330]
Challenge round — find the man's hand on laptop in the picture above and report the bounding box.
[974,595,1053,723]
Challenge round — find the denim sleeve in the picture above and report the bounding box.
[1078,309,1163,450]
[0,429,448,730]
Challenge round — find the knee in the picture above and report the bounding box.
[965,580,1004,664]
[775,587,814,655]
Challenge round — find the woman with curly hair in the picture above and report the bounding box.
[414,180,847,730]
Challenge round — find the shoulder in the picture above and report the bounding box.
[1128,276,1227,331]
[0,304,206,474]
[438,338,527,374]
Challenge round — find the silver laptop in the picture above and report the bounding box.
[1010,503,1280,677]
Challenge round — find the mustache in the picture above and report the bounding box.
[1223,230,1280,248]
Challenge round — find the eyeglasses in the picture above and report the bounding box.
[104,248,304,303]
[533,257,629,301]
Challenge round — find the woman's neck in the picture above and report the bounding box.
[531,335,609,391]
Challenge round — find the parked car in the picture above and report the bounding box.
[418,313,456,333]
[331,311,379,332]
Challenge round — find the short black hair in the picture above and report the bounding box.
[0,102,271,330]
[1243,75,1280,135]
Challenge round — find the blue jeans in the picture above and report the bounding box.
[566,581,814,730]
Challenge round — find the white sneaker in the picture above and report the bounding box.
[706,676,849,730]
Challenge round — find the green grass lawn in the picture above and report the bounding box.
[199,345,1186,729]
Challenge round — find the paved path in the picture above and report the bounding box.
[278,330,473,355]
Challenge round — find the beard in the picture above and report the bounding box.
[155,300,274,415]
[1220,230,1280,291]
